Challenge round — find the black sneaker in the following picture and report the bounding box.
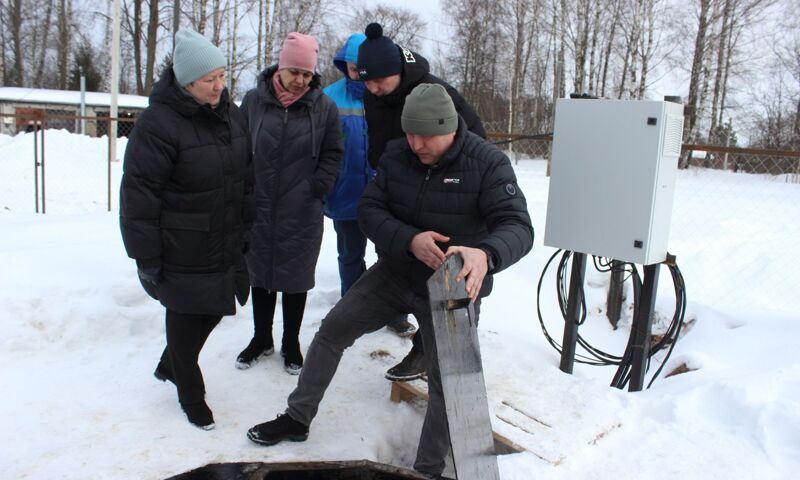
[153,362,174,384]
[236,338,275,370]
[281,349,303,376]
[181,401,215,430]
[385,347,426,381]
[247,413,309,446]
[386,319,417,337]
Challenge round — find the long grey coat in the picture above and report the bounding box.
[241,66,343,292]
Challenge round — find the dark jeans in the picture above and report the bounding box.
[335,219,409,332]
[333,219,367,297]
[159,309,221,405]
[251,287,307,355]
[285,260,481,476]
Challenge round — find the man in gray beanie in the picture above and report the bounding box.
[246,83,533,478]
[120,27,252,431]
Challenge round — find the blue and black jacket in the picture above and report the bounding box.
[323,33,375,221]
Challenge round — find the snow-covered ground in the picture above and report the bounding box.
[1,130,798,479]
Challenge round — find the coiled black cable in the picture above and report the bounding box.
[537,249,687,389]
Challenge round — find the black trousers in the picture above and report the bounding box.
[159,309,221,405]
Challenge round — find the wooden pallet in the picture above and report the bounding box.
[389,380,526,455]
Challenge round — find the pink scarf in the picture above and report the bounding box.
[272,72,309,107]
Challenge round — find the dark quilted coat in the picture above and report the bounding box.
[358,118,534,298]
[363,47,486,169]
[241,66,343,293]
[119,67,254,316]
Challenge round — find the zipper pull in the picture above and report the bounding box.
[425,168,431,181]
[284,108,288,124]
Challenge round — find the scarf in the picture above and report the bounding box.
[272,71,309,107]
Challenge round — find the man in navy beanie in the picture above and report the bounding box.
[357,22,487,382]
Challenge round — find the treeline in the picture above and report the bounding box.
[0,0,798,150]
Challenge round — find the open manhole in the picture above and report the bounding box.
[165,460,432,480]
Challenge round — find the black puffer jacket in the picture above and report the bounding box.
[358,118,533,298]
[120,67,254,316]
[363,47,486,169]
[241,66,343,293]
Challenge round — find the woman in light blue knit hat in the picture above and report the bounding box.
[120,28,254,431]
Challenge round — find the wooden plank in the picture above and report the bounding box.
[425,255,501,480]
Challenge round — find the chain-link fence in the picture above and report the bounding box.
[0,112,134,214]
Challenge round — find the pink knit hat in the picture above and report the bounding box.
[278,32,319,72]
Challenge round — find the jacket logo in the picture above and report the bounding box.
[401,48,416,63]
[505,184,517,195]
[443,178,460,184]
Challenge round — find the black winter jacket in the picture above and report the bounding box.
[358,118,533,298]
[241,66,343,293]
[363,47,486,169]
[120,67,254,316]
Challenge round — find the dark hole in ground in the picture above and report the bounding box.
[165,460,431,480]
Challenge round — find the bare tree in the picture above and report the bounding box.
[56,0,72,89]
[347,4,427,51]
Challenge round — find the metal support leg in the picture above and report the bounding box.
[606,260,624,329]
[629,263,660,392]
[559,252,586,374]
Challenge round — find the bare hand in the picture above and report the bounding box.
[446,246,488,301]
[410,231,450,270]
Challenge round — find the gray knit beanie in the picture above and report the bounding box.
[172,28,226,86]
[401,84,458,136]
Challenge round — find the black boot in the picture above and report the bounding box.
[180,400,215,430]
[281,348,304,375]
[385,346,426,381]
[247,413,309,446]
[236,337,275,370]
[153,361,175,384]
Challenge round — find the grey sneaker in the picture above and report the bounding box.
[385,347,426,381]
[386,319,417,337]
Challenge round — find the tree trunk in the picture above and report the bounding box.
[56,0,71,90]
[173,0,181,49]
[685,0,712,144]
[708,0,731,141]
[265,0,281,66]
[600,0,619,98]
[9,0,24,86]
[133,0,144,94]
[145,0,159,94]
[637,0,655,99]
[587,3,601,94]
[212,0,221,46]
[33,0,54,87]
[257,0,264,72]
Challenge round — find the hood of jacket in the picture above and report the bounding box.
[149,65,230,117]
[333,33,367,75]
[254,64,324,107]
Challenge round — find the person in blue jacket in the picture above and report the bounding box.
[323,33,417,337]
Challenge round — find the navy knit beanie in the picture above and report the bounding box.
[357,23,402,81]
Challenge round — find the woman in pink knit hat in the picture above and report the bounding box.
[238,33,343,375]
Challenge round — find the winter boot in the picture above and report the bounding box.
[281,348,304,375]
[153,361,175,384]
[386,318,417,337]
[235,337,275,370]
[180,400,215,430]
[385,346,426,381]
[247,413,309,446]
